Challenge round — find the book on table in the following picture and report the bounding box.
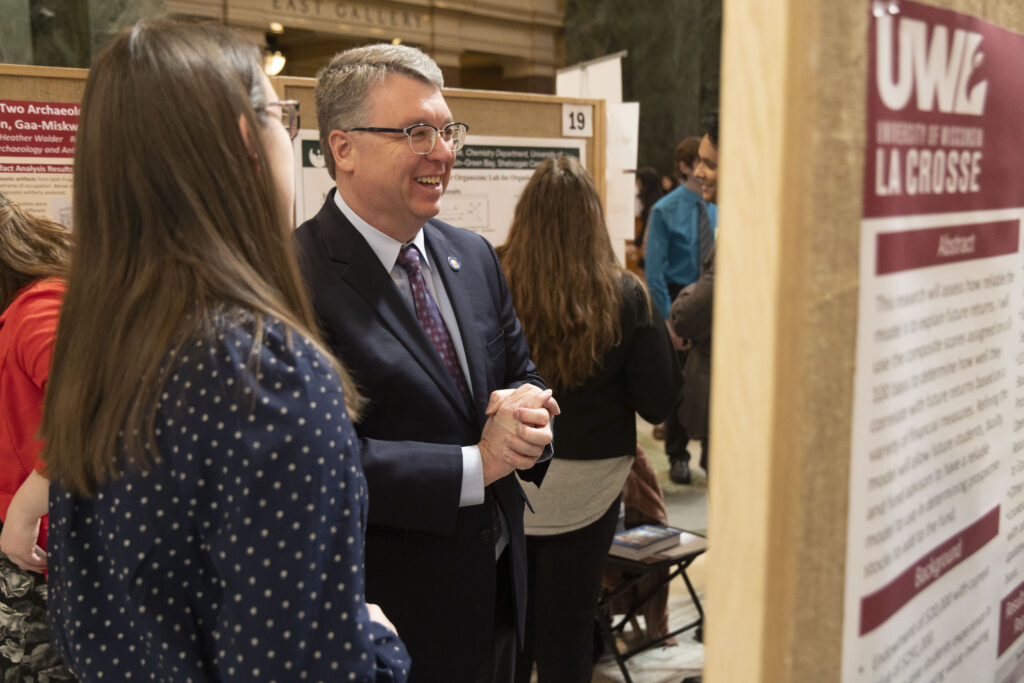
[643,530,707,562]
[609,524,691,560]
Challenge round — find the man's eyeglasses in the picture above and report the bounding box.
[263,100,300,141]
[343,122,469,155]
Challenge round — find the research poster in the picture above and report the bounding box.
[0,99,77,223]
[439,135,584,246]
[843,2,1024,682]
[294,131,331,226]
[294,132,584,246]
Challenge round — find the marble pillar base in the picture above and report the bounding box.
[0,0,34,64]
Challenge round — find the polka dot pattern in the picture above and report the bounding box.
[46,315,410,682]
[396,244,472,406]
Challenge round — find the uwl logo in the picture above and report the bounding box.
[876,14,988,115]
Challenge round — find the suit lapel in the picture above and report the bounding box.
[424,223,487,422]
[316,194,473,423]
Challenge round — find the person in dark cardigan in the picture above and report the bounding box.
[498,155,680,683]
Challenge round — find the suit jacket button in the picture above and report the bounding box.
[479,529,493,543]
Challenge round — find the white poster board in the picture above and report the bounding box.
[555,51,625,104]
[557,53,637,265]
[293,131,330,227]
[843,3,1024,681]
[605,102,641,253]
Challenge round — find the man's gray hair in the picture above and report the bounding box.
[315,43,444,179]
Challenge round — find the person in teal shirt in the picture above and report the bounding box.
[644,137,718,321]
[643,136,717,484]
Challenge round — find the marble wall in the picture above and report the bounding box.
[89,0,166,57]
[565,0,722,179]
[7,0,715,180]
[0,0,33,64]
[0,0,168,69]
[28,0,91,67]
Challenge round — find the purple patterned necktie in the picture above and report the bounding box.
[397,244,473,407]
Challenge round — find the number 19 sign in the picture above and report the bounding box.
[562,104,593,138]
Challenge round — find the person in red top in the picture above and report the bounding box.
[0,193,73,679]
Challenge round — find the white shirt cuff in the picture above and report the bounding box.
[459,445,485,507]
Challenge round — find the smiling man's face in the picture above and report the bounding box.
[336,73,456,242]
[694,134,718,204]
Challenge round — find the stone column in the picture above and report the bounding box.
[431,48,462,89]
[28,0,91,68]
[564,0,721,178]
[89,0,168,57]
[0,0,33,64]
[500,56,555,95]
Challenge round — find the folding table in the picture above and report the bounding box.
[597,534,707,683]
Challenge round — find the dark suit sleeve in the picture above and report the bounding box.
[669,248,715,342]
[482,239,553,484]
[356,438,465,534]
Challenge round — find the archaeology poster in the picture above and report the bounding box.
[0,99,77,224]
[843,2,1024,682]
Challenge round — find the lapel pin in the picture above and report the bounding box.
[447,255,461,271]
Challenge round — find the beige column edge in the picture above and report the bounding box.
[704,0,826,680]
[706,2,1024,681]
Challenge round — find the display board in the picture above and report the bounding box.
[707,1,1024,682]
[275,75,605,246]
[292,127,586,246]
[0,65,85,222]
[556,51,637,259]
[845,3,1024,681]
[0,64,604,246]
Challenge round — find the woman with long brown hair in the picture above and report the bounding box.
[499,155,679,682]
[39,21,407,681]
[0,194,73,679]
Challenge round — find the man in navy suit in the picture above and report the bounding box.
[294,44,557,683]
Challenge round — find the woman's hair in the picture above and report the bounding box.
[0,197,71,311]
[499,155,648,390]
[41,21,360,497]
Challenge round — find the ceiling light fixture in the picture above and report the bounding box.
[264,50,286,76]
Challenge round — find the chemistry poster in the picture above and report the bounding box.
[843,2,1024,681]
[439,135,584,246]
[294,132,583,246]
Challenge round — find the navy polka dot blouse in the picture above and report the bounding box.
[46,314,410,682]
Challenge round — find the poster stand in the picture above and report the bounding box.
[708,1,1024,681]
[273,75,605,245]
